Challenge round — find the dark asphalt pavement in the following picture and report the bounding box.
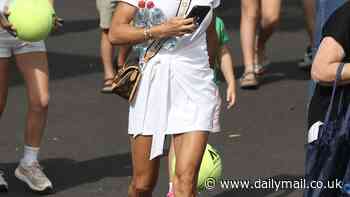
[1,1,310,196]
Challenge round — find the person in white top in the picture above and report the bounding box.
[0,0,61,193]
[109,0,220,196]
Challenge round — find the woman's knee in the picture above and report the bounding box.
[174,170,196,192]
[29,94,50,112]
[261,15,280,30]
[132,173,157,193]
[241,2,259,21]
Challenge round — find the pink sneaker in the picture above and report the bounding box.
[167,191,174,197]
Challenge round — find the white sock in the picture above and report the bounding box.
[20,145,40,166]
[169,182,173,193]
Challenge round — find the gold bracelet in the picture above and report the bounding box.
[143,27,152,40]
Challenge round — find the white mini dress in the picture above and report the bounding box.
[119,0,221,159]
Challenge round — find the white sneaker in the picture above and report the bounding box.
[15,162,53,193]
[0,170,8,192]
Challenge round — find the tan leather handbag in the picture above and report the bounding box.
[111,39,165,103]
[111,62,142,103]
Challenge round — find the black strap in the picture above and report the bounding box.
[324,63,346,124]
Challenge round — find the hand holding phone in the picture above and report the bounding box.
[152,5,211,39]
[185,5,211,27]
[152,16,196,39]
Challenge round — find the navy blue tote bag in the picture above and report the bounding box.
[304,63,350,197]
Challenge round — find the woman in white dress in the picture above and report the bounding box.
[109,0,220,196]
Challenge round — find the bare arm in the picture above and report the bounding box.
[219,44,236,108]
[108,3,144,45]
[206,15,219,66]
[311,37,350,85]
[109,2,195,45]
[220,45,236,86]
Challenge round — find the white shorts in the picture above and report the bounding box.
[96,0,118,29]
[0,30,46,58]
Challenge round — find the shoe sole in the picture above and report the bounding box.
[15,168,53,194]
[240,84,259,89]
[240,79,259,89]
[100,89,114,94]
[240,80,259,89]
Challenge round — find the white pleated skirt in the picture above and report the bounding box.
[128,49,219,159]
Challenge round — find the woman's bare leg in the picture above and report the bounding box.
[173,131,208,197]
[240,0,260,73]
[303,0,316,47]
[15,52,49,148]
[0,58,10,192]
[0,58,10,118]
[129,135,160,197]
[256,0,281,64]
[101,29,115,79]
[167,136,175,195]
[13,52,53,192]
[168,137,175,182]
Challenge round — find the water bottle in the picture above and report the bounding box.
[133,0,148,55]
[147,1,177,50]
[150,8,165,25]
[148,1,165,26]
[134,0,147,28]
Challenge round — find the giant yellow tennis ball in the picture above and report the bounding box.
[8,0,54,42]
[171,144,223,192]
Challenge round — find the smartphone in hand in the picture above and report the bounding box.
[186,5,211,27]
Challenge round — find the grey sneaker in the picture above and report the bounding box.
[15,162,53,193]
[0,170,8,192]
